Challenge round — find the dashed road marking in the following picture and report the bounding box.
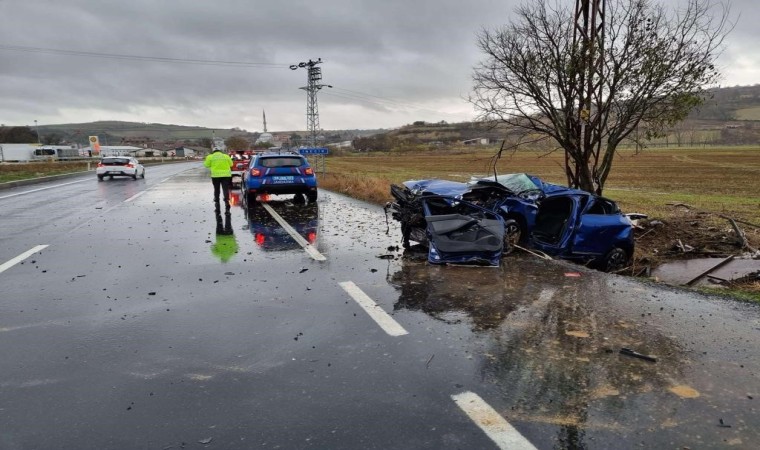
[124,191,147,202]
[261,202,326,261]
[339,281,408,337]
[452,391,538,450]
[0,245,49,275]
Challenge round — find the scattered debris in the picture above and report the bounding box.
[564,272,581,278]
[198,437,213,445]
[683,255,735,286]
[425,354,435,369]
[299,268,308,273]
[620,347,657,363]
[376,254,395,259]
[718,418,732,428]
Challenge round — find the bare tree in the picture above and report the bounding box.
[224,136,250,152]
[471,0,732,194]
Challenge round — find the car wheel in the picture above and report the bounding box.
[306,191,318,203]
[601,247,629,273]
[141,170,145,179]
[502,219,521,255]
[293,193,306,204]
[246,193,258,205]
[97,175,104,181]
[132,172,137,180]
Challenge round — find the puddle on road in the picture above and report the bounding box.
[237,198,319,253]
[652,257,760,286]
[385,253,759,447]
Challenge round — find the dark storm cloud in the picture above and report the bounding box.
[0,0,755,131]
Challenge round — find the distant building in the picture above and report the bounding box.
[272,133,291,147]
[462,138,491,145]
[84,145,143,156]
[174,147,196,157]
[256,132,273,145]
[212,137,226,151]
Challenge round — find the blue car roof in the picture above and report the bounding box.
[405,173,593,199]
[402,179,469,197]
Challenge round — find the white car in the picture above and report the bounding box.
[96,157,145,181]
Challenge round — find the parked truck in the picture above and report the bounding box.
[0,144,35,162]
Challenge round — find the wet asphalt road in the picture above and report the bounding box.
[1,164,758,449]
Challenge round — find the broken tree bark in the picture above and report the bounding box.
[718,215,760,230]
[725,216,760,254]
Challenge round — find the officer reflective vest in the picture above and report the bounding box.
[204,151,233,178]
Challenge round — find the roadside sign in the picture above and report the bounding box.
[298,147,329,155]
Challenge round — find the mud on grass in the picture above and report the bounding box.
[633,206,760,267]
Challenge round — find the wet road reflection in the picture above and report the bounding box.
[387,254,758,448]
[241,200,319,251]
[210,212,238,263]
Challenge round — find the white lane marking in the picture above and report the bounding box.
[124,191,147,202]
[339,281,408,337]
[451,391,538,450]
[0,245,49,275]
[261,202,326,261]
[0,179,89,200]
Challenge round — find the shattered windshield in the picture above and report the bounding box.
[493,173,539,193]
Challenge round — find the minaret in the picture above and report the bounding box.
[263,110,267,133]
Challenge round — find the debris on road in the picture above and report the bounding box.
[620,347,657,362]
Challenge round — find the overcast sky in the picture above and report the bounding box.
[0,0,756,133]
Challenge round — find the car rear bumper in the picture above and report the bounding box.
[97,170,136,177]
[246,185,317,195]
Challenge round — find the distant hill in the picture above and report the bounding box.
[689,84,760,120]
[354,85,760,151]
[24,121,384,148]
[16,85,760,149]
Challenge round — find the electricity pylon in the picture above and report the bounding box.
[290,58,332,147]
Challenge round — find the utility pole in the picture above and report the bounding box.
[572,0,606,191]
[34,120,41,144]
[290,59,331,147]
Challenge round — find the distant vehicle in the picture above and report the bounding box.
[96,156,145,181]
[0,144,35,162]
[230,152,252,187]
[33,146,80,160]
[388,173,634,272]
[241,151,317,204]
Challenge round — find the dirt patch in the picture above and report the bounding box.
[632,206,760,271]
[632,205,760,292]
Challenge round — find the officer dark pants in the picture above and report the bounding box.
[212,176,232,211]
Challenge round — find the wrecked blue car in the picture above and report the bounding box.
[388,174,633,272]
[387,184,505,266]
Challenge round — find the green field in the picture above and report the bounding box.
[319,146,760,224]
[735,107,760,121]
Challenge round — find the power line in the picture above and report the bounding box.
[0,44,289,68]
[2,44,472,121]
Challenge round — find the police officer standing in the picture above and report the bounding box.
[204,148,234,213]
